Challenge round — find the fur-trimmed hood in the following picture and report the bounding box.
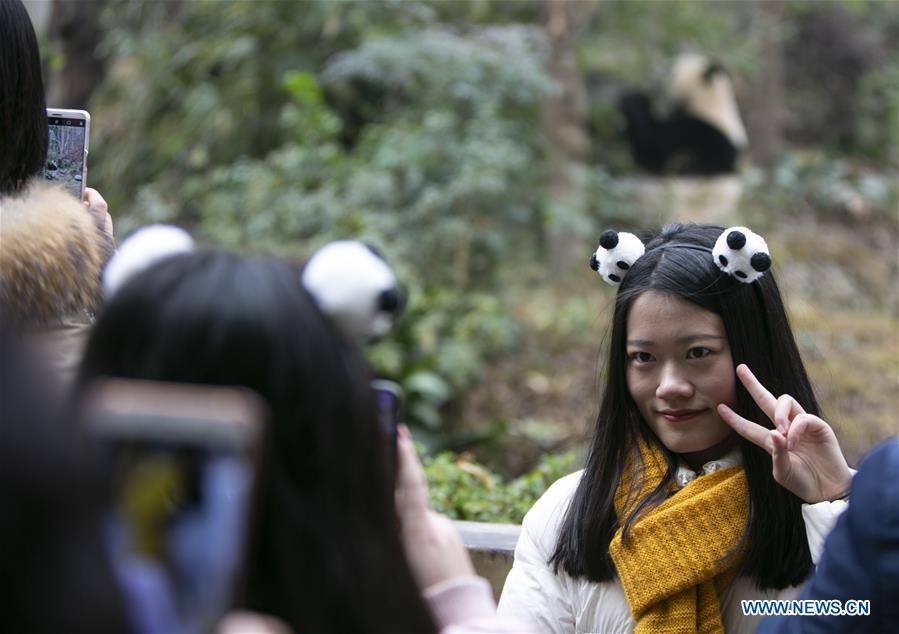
[1,180,112,327]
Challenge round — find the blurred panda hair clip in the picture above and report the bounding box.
[589,226,771,286]
[301,240,404,344]
[103,224,196,299]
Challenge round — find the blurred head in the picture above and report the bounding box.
[552,223,816,590]
[0,329,130,632]
[0,0,48,196]
[78,250,436,634]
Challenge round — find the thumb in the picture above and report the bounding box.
[396,425,430,517]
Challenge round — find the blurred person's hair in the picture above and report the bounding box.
[0,329,131,632]
[551,223,816,590]
[78,251,438,634]
[0,0,49,196]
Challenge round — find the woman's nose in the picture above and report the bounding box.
[655,363,694,401]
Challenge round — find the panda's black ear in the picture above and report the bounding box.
[703,61,727,83]
[599,230,619,250]
[750,252,772,272]
[726,230,746,250]
[362,242,386,261]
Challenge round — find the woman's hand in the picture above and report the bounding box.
[395,425,475,590]
[717,364,852,503]
[82,187,114,245]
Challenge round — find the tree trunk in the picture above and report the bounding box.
[741,0,785,171]
[45,0,108,109]
[540,0,591,270]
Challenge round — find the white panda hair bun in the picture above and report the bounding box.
[712,226,771,283]
[302,240,402,344]
[103,224,195,299]
[589,230,646,286]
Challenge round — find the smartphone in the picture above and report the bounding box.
[372,379,402,470]
[81,379,267,634]
[45,108,90,199]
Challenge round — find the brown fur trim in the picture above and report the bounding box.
[0,180,110,327]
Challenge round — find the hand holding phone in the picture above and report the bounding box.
[82,379,267,634]
[45,108,90,199]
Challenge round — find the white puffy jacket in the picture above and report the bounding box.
[497,453,847,634]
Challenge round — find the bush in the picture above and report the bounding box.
[424,448,580,524]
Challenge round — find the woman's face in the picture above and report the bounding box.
[625,290,737,458]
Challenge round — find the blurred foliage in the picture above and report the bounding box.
[857,62,899,165]
[424,446,580,524]
[77,0,898,517]
[368,288,519,446]
[90,0,550,445]
[746,151,899,231]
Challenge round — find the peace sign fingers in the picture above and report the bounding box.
[716,402,772,450]
[736,364,805,433]
[719,364,852,503]
[773,393,806,435]
[734,364,777,417]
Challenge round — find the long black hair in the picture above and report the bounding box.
[0,329,131,632]
[78,251,438,634]
[550,223,815,590]
[0,0,48,196]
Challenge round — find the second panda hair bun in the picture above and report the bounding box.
[712,226,771,283]
[589,230,645,286]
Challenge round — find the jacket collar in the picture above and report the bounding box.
[675,448,742,488]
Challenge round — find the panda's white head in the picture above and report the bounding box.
[301,240,403,344]
[665,52,747,149]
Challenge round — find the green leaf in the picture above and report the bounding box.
[282,70,324,106]
[404,370,452,403]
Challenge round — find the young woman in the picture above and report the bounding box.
[77,250,439,634]
[77,243,524,634]
[497,223,852,633]
[1,0,114,384]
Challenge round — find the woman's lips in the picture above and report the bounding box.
[659,409,707,422]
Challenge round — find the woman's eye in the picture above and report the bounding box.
[629,351,653,364]
[686,347,711,360]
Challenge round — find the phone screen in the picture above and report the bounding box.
[106,443,253,633]
[45,115,87,198]
[372,379,402,471]
[85,381,264,634]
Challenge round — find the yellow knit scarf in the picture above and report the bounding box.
[609,441,749,634]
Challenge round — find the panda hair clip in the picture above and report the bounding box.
[712,226,771,283]
[590,226,772,286]
[302,240,404,344]
[103,224,195,298]
[589,230,646,285]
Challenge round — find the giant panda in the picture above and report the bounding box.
[619,53,748,176]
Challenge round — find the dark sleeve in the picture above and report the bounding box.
[758,439,899,634]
